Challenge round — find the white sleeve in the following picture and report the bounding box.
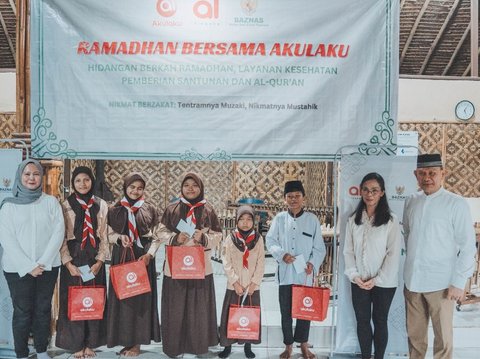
[0,205,38,277]
[343,217,360,283]
[265,215,286,263]
[374,218,401,287]
[450,199,476,289]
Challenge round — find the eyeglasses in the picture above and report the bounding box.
[361,187,382,195]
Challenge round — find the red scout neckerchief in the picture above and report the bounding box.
[180,197,207,226]
[234,229,256,269]
[120,196,145,248]
[75,194,96,249]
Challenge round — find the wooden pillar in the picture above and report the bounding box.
[40,160,63,198]
[472,0,479,77]
[16,0,30,133]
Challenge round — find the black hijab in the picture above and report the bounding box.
[67,166,100,242]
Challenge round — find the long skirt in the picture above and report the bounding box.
[161,274,219,357]
[219,289,262,346]
[56,239,107,352]
[106,239,161,347]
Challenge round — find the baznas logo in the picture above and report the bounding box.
[239,316,250,327]
[3,178,11,187]
[126,272,138,283]
[156,0,177,17]
[82,297,93,308]
[303,296,313,308]
[241,0,258,15]
[183,255,194,266]
[395,185,405,195]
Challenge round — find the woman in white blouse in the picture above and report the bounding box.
[0,159,64,359]
[343,172,401,359]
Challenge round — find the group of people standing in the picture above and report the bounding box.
[343,153,476,359]
[0,153,476,359]
[0,159,320,359]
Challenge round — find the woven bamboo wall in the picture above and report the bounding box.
[102,160,327,213]
[399,122,480,197]
[0,113,16,147]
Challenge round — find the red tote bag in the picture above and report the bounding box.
[227,303,261,341]
[291,284,330,322]
[68,284,105,321]
[110,248,151,300]
[167,245,205,279]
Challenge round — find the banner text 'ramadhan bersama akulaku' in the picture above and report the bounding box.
[77,41,350,58]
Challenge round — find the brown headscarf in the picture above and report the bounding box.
[107,172,159,236]
[161,173,221,234]
[180,172,204,204]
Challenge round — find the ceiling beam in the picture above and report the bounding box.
[419,0,461,74]
[400,0,408,11]
[8,0,16,16]
[0,9,16,66]
[442,23,470,75]
[471,0,478,76]
[400,0,432,67]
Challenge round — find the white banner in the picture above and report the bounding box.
[0,149,22,356]
[30,0,398,160]
[335,154,417,355]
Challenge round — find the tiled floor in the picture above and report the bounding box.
[2,253,479,359]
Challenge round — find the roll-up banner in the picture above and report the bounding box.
[335,153,417,355]
[0,149,22,357]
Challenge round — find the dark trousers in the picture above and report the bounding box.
[279,285,310,345]
[351,283,396,359]
[4,268,59,358]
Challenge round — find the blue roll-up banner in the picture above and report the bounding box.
[0,149,22,357]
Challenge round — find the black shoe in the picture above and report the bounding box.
[218,346,231,358]
[244,343,255,359]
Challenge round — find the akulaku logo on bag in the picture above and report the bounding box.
[125,271,141,289]
[301,296,315,312]
[239,316,250,327]
[183,255,194,266]
[181,254,198,271]
[79,296,95,313]
[82,296,93,308]
[126,272,138,283]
